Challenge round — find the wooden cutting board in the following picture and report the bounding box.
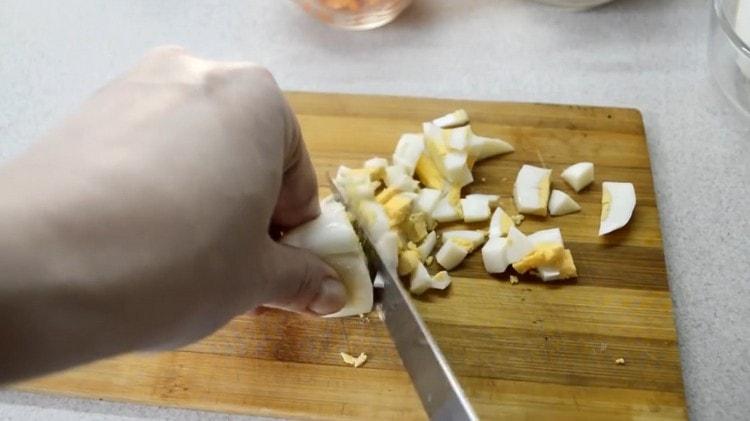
[16,92,686,420]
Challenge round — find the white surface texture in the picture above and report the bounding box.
[0,0,749,419]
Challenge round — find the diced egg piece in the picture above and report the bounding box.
[392,133,424,176]
[505,226,535,264]
[374,230,399,280]
[435,239,469,270]
[282,199,361,256]
[398,249,421,276]
[460,196,491,223]
[446,125,471,151]
[561,162,594,192]
[489,206,514,238]
[363,157,388,181]
[281,199,372,318]
[357,200,390,241]
[513,164,552,216]
[512,244,565,274]
[432,109,469,128]
[442,151,473,187]
[430,271,452,290]
[548,189,581,216]
[414,188,441,214]
[441,230,487,251]
[384,165,419,192]
[417,230,437,261]
[383,193,415,227]
[401,212,429,243]
[468,134,514,162]
[431,195,463,223]
[460,194,498,223]
[528,228,564,247]
[599,182,636,235]
[519,227,577,281]
[409,262,433,295]
[481,237,510,273]
[414,154,445,190]
[465,193,499,205]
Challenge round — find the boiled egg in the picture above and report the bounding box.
[548,189,581,216]
[432,109,469,128]
[599,181,636,235]
[513,164,552,216]
[282,198,373,318]
[561,162,594,192]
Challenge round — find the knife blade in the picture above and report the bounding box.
[327,175,477,421]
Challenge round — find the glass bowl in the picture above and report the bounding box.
[530,0,615,10]
[709,0,750,119]
[293,0,413,30]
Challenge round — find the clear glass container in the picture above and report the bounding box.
[293,0,413,30]
[530,0,615,10]
[709,0,750,119]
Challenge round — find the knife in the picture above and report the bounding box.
[327,175,478,421]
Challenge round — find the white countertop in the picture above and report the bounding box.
[1,0,749,419]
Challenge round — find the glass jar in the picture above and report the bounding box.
[530,0,615,10]
[709,0,750,119]
[293,0,413,30]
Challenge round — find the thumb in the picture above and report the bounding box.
[259,241,347,315]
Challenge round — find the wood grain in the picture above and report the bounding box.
[16,92,686,420]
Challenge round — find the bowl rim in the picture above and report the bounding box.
[714,0,750,57]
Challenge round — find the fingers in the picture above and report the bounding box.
[271,124,320,229]
[259,241,346,315]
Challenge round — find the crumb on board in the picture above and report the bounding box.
[481,177,487,182]
[426,255,434,265]
[615,358,625,365]
[341,352,368,368]
[511,214,525,225]
[358,313,364,318]
[375,303,385,321]
[509,275,519,285]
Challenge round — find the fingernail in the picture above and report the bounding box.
[308,278,347,315]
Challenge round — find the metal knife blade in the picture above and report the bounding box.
[327,175,477,421]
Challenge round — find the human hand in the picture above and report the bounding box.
[0,47,345,379]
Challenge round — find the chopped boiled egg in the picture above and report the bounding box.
[443,151,473,187]
[392,133,425,175]
[435,239,469,270]
[384,165,419,192]
[446,125,471,150]
[414,188,442,214]
[467,134,514,162]
[363,157,388,181]
[505,226,536,264]
[430,271,452,290]
[599,182,636,235]
[383,192,415,227]
[417,230,437,261]
[517,228,577,281]
[432,109,469,128]
[414,155,445,190]
[282,198,373,318]
[357,200,391,245]
[409,262,433,295]
[398,249,421,276]
[481,236,510,273]
[513,164,552,216]
[548,189,581,216]
[489,206,514,237]
[561,162,594,192]
[441,230,487,251]
[401,212,429,243]
[460,194,499,223]
[431,192,463,223]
